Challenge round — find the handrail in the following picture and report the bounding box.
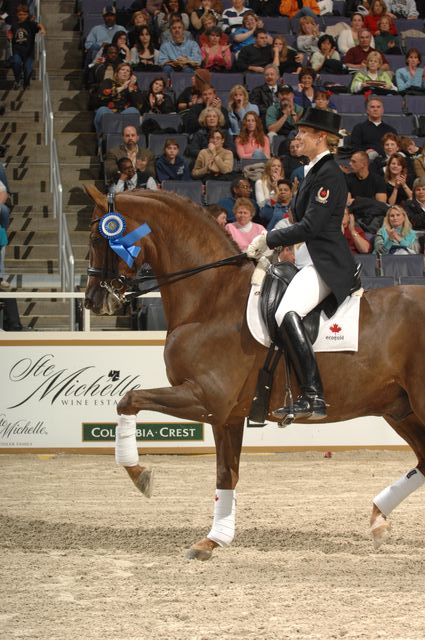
[39,33,76,330]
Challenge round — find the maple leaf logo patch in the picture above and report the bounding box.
[330,323,342,333]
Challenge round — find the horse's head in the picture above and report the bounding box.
[85,185,146,316]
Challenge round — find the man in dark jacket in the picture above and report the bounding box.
[350,96,397,157]
[235,28,274,73]
[104,125,155,183]
[249,64,280,122]
[247,108,357,421]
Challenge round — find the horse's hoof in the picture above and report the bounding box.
[185,538,218,561]
[134,468,154,498]
[371,514,391,550]
[186,547,213,561]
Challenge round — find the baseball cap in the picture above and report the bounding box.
[103,5,116,15]
[278,84,294,94]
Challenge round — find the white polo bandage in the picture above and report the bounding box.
[207,489,236,547]
[115,414,139,467]
[373,468,425,517]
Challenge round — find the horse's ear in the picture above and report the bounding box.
[85,184,107,211]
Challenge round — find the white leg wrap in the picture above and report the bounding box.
[115,415,139,467]
[373,468,425,517]
[207,489,236,548]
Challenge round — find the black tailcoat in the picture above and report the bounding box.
[266,153,356,315]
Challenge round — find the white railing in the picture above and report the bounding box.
[39,35,76,329]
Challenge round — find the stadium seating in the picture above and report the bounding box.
[381,254,424,279]
[99,112,141,136]
[399,276,425,286]
[141,113,183,132]
[162,180,203,204]
[133,71,169,91]
[361,276,395,289]
[356,253,378,277]
[205,180,232,205]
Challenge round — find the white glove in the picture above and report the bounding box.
[246,233,273,260]
[251,255,271,286]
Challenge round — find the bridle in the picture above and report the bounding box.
[87,192,248,304]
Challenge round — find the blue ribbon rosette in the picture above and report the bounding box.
[99,212,151,268]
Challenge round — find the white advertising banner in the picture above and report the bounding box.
[0,335,406,452]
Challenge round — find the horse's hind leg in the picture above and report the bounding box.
[370,413,425,549]
[187,418,245,561]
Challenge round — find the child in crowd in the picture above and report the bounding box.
[113,157,158,192]
[8,3,46,90]
[156,139,191,182]
[207,204,228,227]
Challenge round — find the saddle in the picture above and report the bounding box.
[260,261,321,348]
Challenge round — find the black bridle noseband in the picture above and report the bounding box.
[87,192,248,304]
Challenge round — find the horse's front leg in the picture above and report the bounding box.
[187,418,245,561]
[115,383,230,496]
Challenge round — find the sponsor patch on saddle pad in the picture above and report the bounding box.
[247,284,362,352]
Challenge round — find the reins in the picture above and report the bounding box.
[122,252,248,300]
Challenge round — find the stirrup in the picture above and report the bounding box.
[273,395,327,423]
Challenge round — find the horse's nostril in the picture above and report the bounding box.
[84,299,92,310]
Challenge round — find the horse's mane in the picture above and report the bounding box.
[123,189,243,256]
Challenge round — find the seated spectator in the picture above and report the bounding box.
[90,44,121,87]
[0,178,10,289]
[296,16,323,55]
[363,0,397,35]
[183,85,230,134]
[8,3,46,90]
[278,137,308,176]
[201,26,232,70]
[113,156,158,192]
[385,153,413,205]
[341,207,372,253]
[405,177,425,230]
[279,0,320,19]
[127,11,151,48]
[85,6,126,64]
[350,96,397,157]
[350,51,396,93]
[343,29,388,71]
[186,106,234,159]
[249,64,280,122]
[374,204,419,254]
[370,132,415,182]
[265,84,303,139]
[93,63,142,134]
[111,30,132,62]
[130,26,161,70]
[176,68,211,112]
[187,0,224,13]
[346,150,387,201]
[190,0,223,37]
[155,0,190,42]
[413,141,425,178]
[192,129,234,179]
[272,35,304,75]
[127,0,162,20]
[198,12,227,45]
[158,19,202,72]
[235,28,274,72]
[104,124,155,183]
[314,87,337,113]
[207,204,228,227]
[255,157,285,207]
[310,34,345,74]
[218,177,259,221]
[259,178,293,230]
[140,77,175,114]
[399,136,422,163]
[225,197,266,249]
[384,0,419,19]
[231,12,266,56]
[156,138,191,181]
[373,16,401,55]
[337,13,366,56]
[235,111,271,159]
[249,0,281,16]
[294,67,317,110]
[228,84,259,135]
[222,0,251,35]
[395,48,425,93]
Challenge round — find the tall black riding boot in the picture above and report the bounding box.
[273,310,327,421]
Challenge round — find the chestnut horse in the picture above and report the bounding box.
[85,186,425,559]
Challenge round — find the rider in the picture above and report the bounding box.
[247,108,357,421]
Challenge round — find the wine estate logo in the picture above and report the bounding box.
[7,354,142,409]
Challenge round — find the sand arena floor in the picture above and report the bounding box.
[1,449,425,640]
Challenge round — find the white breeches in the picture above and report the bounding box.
[275,264,331,325]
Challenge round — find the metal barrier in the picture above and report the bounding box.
[39,36,76,329]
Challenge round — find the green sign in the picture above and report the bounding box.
[82,422,204,442]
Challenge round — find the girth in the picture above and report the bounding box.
[260,261,321,348]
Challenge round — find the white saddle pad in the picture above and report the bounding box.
[247,284,362,352]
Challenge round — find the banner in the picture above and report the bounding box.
[0,340,406,452]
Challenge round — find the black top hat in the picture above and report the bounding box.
[296,108,342,137]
